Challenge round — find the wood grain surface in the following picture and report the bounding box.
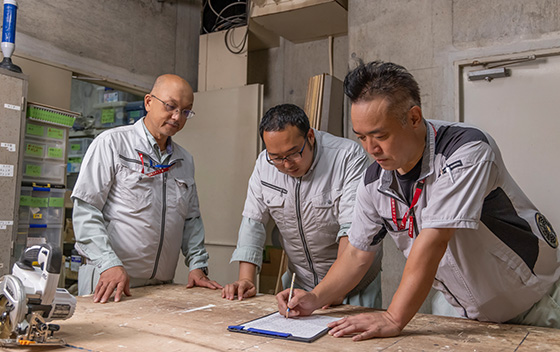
[2,284,559,352]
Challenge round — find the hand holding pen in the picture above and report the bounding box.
[285,273,296,318]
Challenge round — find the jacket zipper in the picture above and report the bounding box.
[295,178,318,286]
[150,171,167,279]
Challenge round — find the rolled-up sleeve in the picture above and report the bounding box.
[230,216,267,270]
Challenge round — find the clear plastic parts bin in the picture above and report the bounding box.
[22,159,66,185]
[68,137,93,157]
[26,224,63,247]
[19,186,65,225]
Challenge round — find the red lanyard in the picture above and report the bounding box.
[391,180,425,238]
[391,122,436,238]
[139,153,173,177]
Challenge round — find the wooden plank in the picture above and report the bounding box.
[2,285,558,351]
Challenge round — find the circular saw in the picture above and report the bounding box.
[0,244,76,346]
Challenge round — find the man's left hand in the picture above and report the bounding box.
[327,311,402,341]
[186,268,223,289]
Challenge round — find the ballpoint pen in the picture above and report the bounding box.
[285,272,296,318]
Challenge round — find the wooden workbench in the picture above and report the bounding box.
[2,284,559,351]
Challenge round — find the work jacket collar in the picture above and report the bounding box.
[378,119,436,198]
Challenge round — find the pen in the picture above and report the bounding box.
[286,272,296,318]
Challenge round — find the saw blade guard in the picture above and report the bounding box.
[13,244,62,305]
[0,274,27,339]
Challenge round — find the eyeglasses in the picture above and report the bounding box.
[151,95,195,120]
[266,138,307,165]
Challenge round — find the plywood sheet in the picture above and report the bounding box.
[174,85,263,247]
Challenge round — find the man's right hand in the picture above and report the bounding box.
[276,288,320,317]
[221,279,256,300]
[93,265,131,303]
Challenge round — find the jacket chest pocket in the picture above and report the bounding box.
[263,192,285,226]
[114,164,154,212]
[171,178,196,219]
[311,191,340,231]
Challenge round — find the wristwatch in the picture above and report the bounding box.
[200,267,209,276]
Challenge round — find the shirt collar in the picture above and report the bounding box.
[378,119,436,193]
[141,119,174,162]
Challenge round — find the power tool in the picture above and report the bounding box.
[0,244,76,346]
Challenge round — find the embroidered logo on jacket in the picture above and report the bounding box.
[536,213,558,248]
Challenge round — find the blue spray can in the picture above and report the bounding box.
[1,0,22,73]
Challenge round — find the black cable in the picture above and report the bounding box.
[224,25,249,54]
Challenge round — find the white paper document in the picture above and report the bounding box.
[239,312,340,340]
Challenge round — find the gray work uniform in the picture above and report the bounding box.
[72,118,209,295]
[231,130,382,307]
[349,119,560,323]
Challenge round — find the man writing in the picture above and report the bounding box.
[72,74,222,303]
[223,104,382,308]
[278,61,560,339]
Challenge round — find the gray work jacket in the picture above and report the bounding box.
[72,118,208,282]
[235,130,382,292]
[350,119,560,322]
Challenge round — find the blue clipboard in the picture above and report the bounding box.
[227,311,335,343]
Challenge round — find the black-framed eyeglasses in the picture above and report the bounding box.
[266,138,307,165]
[151,94,195,120]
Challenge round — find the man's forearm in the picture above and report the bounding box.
[312,243,375,307]
[386,228,454,329]
[238,261,257,282]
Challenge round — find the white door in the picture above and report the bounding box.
[460,53,560,232]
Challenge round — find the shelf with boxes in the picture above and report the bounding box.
[90,87,146,128]
[17,102,79,256]
[67,137,93,174]
[23,118,69,185]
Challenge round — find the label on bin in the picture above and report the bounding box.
[49,197,64,208]
[47,127,64,139]
[26,164,42,177]
[27,124,44,136]
[30,197,49,208]
[71,255,82,271]
[71,144,81,151]
[102,108,115,124]
[20,195,32,206]
[47,147,63,159]
[33,213,43,219]
[26,143,44,157]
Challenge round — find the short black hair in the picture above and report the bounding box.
[259,104,310,140]
[344,61,421,121]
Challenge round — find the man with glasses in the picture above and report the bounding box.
[72,74,222,303]
[222,104,383,309]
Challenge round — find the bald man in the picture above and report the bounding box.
[72,74,222,303]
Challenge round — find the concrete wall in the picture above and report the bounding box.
[2,0,201,92]
[346,0,560,312]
